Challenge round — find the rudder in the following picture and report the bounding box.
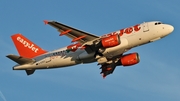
[11,33,47,58]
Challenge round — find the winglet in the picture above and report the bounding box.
[43,20,49,25]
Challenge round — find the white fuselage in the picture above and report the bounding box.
[13,21,174,70]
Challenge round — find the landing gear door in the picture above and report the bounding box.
[143,22,149,32]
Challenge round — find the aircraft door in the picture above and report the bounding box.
[45,56,51,63]
[143,22,149,32]
[45,55,56,67]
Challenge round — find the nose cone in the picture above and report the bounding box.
[163,24,174,37]
[168,25,174,34]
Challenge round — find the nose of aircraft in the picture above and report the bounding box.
[163,24,174,36]
[168,25,174,33]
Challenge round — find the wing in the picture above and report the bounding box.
[44,20,99,44]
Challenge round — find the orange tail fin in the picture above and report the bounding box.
[11,33,47,58]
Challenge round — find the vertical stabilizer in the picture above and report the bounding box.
[11,33,47,58]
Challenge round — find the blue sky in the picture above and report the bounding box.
[0,0,180,101]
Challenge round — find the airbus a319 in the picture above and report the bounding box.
[6,20,174,78]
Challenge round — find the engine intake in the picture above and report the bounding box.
[101,34,121,48]
[119,53,140,66]
[96,34,121,49]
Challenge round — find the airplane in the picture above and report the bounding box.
[6,20,174,78]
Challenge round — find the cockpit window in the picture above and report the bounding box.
[155,22,163,25]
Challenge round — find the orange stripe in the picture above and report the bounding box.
[71,36,86,42]
[80,46,86,50]
[60,29,71,36]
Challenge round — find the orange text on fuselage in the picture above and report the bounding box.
[102,24,141,37]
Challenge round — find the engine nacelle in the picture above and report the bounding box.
[100,34,121,48]
[120,53,140,66]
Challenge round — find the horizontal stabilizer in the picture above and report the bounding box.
[6,54,35,65]
[25,69,35,75]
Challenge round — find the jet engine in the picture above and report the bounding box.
[94,34,121,55]
[97,34,121,48]
[101,34,121,48]
[117,53,140,66]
